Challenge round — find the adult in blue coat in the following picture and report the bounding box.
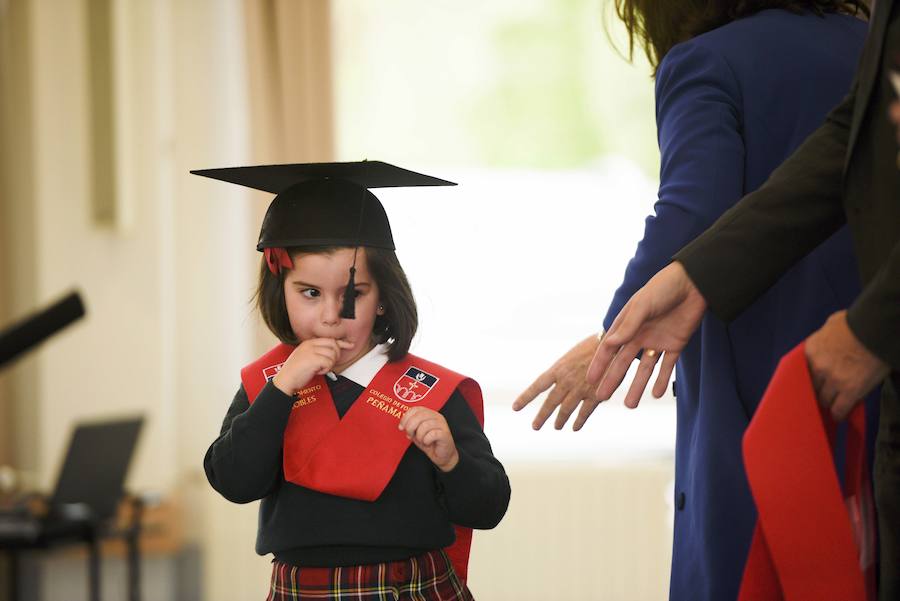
[514,3,874,600]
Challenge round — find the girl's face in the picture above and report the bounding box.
[283,247,384,372]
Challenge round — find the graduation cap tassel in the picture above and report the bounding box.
[340,181,368,321]
[339,248,359,320]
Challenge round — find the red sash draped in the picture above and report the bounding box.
[739,343,876,601]
[241,344,484,582]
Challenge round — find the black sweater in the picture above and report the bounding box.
[204,375,511,567]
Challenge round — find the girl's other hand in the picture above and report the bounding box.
[398,407,459,472]
[272,338,353,396]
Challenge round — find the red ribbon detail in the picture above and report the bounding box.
[264,247,293,275]
[739,342,876,601]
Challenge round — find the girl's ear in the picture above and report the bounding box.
[376,303,386,315]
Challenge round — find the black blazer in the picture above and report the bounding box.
[675,2,900,370]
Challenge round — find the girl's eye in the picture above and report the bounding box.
[301,288,320,299]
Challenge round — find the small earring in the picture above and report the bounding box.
[377,304,385,314]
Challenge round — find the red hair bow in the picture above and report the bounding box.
[264,247,293,275]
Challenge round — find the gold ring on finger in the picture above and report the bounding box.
[645,348,658,359]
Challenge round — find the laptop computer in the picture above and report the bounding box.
[0,416,144,544]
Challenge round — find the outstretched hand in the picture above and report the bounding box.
[587,262,707,408]
[513,335,605,431]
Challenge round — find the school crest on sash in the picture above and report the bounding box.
[262,362,285,381]
[393,367,438,402]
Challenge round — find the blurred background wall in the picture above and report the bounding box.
[0,1,673,599]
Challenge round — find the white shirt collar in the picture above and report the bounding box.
[337,343,389,386]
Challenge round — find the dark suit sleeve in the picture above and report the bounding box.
[203,381,294,503]
[674,84,855,321]
[602,42,745,329]
[436,390,511,529]
[847,240,900,369]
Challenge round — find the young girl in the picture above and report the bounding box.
[199,161,510,601]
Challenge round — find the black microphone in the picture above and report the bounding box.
[0,291,86,369]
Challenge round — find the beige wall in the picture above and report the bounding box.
[0,0,39,473]
[1,0,257,593]
[1,0,334,597]
[3,0,256,491]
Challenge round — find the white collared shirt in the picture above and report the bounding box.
[336,343,390,387]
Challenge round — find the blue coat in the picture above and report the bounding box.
[601,10,871,601]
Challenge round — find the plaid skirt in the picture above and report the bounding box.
[266,550,474,601]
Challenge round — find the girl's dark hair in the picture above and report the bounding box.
[612,0,869,76]
[255,246,418,362]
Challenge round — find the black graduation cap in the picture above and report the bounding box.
[190,160,456,318]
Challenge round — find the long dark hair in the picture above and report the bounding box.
[255,246,418,362]
[612,0,869,75]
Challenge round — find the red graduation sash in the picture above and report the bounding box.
[739,343,876,601]
[241,343,485,582]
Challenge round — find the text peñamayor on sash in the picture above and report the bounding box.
[738,342,876,601]
[241,343,484,582]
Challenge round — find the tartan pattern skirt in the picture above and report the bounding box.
[265,550,475,601]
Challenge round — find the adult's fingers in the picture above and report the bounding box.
[804,343,825,389]
[572,398,602,431]
[595,342,641,402]
[513,370,555,411]
[830,392,859,422]
[623,348,661,408]
[530,382,567,430]
[603,297,650,350]
[808,366,825,397]
[817,378,840,413]
[586,340,617,385]
[587,306,633,384]
[587,299,649,386]
[553,387,589,430]
[890,102,900,124]
[652,351,679,398]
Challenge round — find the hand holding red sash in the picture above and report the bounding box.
[739,342,876,601]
